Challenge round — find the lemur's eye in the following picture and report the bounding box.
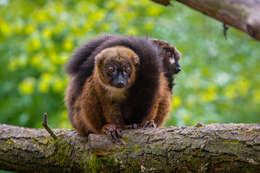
[125,67,131,73]
[167,51,172,57]
[108,66,115,73]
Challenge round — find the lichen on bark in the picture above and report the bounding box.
[0,123,260,172]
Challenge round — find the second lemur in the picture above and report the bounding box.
[65,35,181,140]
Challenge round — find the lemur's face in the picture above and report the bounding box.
[165,48,181,74]
[105,61,132,88]
[151,38,182,75]
[95,46,139,90]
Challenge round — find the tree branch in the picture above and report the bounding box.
[42,113,57,140]
[0,123,260,172]
[152,0,260,41]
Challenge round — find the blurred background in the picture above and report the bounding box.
[0,0,259,130]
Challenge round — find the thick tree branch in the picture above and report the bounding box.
[0,123,260,172]
[152,0,260,41]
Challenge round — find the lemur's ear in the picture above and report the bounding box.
[151,38,182,61]
[133,55,140,66]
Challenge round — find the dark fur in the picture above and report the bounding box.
[65,35,181,134]
[66,35,113,75]
[66,35,180,102]
[66,35,113,107]
[66,35,162,126]
[151,39,182,90]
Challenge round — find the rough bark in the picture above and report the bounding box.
[0,123,260,173]
[152,0,260,41]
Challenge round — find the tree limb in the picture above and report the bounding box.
[42,113,57,140]
[152,0,260,41]
[0,123,260,172]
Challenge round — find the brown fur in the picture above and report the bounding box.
[65,35,180,135]
[143,73,172,126]
[95,46,139,96]
[66,46,141,134]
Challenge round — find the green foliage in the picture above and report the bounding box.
[0,0,259,129]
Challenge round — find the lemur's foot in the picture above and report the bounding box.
[124,120,157,129]
[123,123,140,129]
[102,124,122,142]
[143,120,157,128]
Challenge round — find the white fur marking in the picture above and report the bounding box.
[169,57,175,64]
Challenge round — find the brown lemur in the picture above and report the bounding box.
[65,35,181,140]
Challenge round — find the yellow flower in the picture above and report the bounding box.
[19,77,35,95]
[0,20,12,35]
[63,39,73,51]
[223,84,236,99]
[43,28,52,39]
[8,60,17,71]
[53,78,65,92]
[54,3,64,13]
[53,24,64,34]
[26,38,41,52]
[102,23,111,31]
[141,0,149,5]
[94,10,106,22]
[24,25,36,35]
[59,54,69,65]
[49,52,58,64]
[144,21,154,30]
[31,54,43,69]
[34,11,48,22]
[147,6,163,16]
[127,28,137,35]
[201,86,217,102]
[236,78,250,97]
[72,27,85,36]
[38,73,51,93]
[107,1,117,9]
[172,96,182,109]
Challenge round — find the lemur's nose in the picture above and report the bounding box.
[175,66,181,73]
[116,81,125,88]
